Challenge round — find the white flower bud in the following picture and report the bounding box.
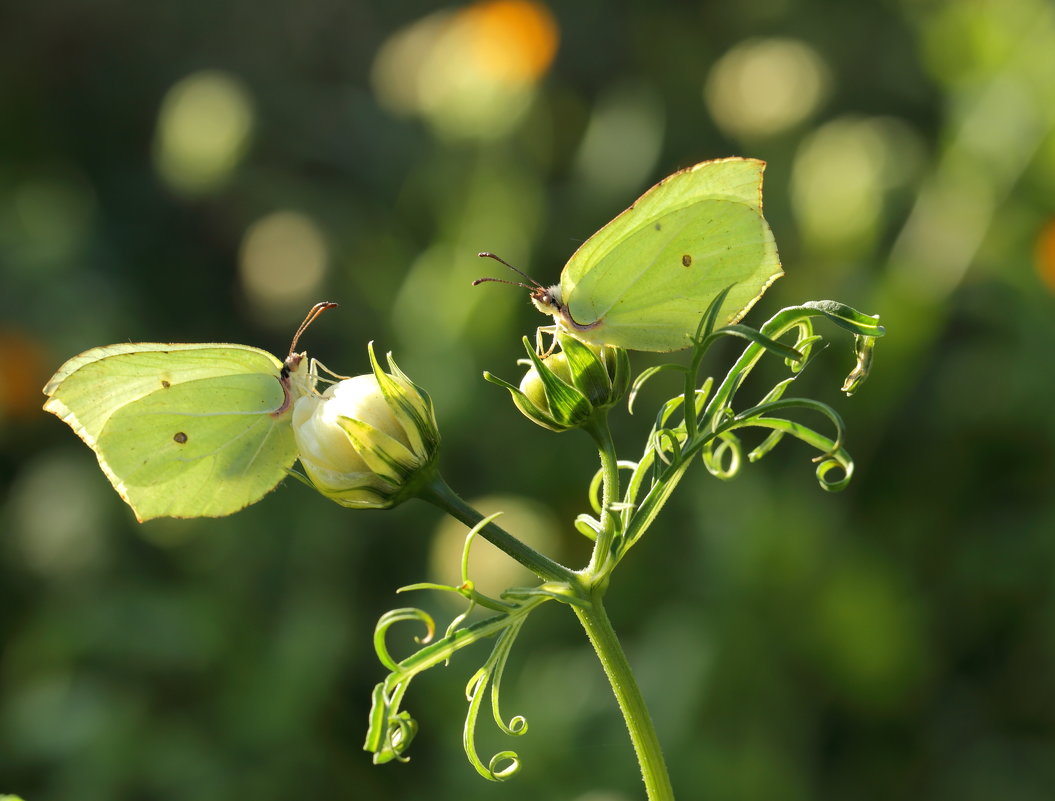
[292,345,439,509]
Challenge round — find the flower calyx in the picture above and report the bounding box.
[485,334,629,432]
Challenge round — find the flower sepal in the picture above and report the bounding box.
[485,334,629,432]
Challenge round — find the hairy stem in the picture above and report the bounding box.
[585,416,621,578]
[575,593,674,801]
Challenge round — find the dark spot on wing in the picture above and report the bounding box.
[173,432,188,444]
[682,254,692,267]
[654,223,662,231]
[161,379,171,388]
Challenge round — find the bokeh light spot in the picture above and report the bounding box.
[573,81,666,201]
[464,0,559,84]
[371,1,558,141]
[792,116,922,255]
[238,211,329,318]
[369,12,448,117]
[8,452,109,578]
[153,70,255,196]
[0,328,49,422]
[704,38,830,139]
[1034,218,1055,292]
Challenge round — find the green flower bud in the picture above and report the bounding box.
[292,344,439,508]
[486,334,629,432]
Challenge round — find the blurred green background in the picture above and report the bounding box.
[3,0,1055,798]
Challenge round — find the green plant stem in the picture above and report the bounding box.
[575,593,674,801]
[419,475,578,586]
[585,415,620,578]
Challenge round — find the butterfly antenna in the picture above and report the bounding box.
[472,276,538,290]
[473,252,543,289]
[289,301,338,359]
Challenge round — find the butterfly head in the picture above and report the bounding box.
[275,302,339,416]
[529,284,563,316]
[283,349,318,396]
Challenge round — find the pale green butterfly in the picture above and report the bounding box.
[42,302,335,522]
[476,157,783,352]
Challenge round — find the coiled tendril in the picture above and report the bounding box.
[607,298,884,564]
[364,515,550,775]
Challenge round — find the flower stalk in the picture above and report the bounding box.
[574,594,674,801]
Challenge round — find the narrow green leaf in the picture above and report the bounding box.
[802,300,885,336]
[628,364,685,413]
[712,324,805,363]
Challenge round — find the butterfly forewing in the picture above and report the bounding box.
[566,199,780,351]
[44,344,285,445]
[561,157,768,298]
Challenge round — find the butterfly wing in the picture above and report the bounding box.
[566,200,780,351]
[559,158,782,352]
[43,343,297,521]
